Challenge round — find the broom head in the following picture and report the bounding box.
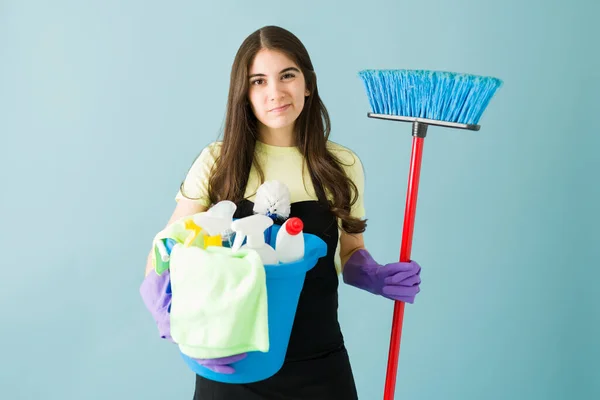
[358,69,503,129]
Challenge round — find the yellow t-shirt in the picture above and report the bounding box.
[175,140,366,272]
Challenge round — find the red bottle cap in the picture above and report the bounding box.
[285,217,303,235]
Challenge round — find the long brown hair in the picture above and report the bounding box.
[182,25,366,234]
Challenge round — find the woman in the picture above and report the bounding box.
[141,25,422,399]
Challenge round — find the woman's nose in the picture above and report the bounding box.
[268,81,284,101]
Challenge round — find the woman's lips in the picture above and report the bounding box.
[269,104,291,113]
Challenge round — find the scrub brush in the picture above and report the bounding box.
[253,181,291,244]
[358,69,503,400]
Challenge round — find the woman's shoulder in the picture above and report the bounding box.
[203,140,223,156]
[194,141,223,164]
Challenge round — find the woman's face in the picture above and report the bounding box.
[247,49,310,139]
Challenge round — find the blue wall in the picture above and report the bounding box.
[1,0,598,398]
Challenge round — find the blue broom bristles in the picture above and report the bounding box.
[358,69,503,125]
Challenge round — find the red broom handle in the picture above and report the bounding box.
[383,135,425,400]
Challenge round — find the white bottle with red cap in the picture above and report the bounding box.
[275,217,305,263]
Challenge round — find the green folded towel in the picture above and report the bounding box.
[169,244,269,359]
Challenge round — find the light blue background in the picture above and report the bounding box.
[1,0,598,399]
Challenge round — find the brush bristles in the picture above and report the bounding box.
[253,181,291,219]
[358,69,503,125]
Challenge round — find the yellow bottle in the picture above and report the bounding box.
[183,219,203,247]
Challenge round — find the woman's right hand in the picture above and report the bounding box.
[194,353,248,374]
[139,267,173,342]
[140,267,247,374]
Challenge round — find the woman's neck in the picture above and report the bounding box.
[257,123,295,147]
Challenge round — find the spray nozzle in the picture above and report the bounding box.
[207,200,237,219]
[207,200,238,247]
[193,213,233,236]
[231,214,273,252]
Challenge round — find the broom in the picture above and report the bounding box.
[357,69,503,400]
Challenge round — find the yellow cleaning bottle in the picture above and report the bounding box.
[183,219,203,247]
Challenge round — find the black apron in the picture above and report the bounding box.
[193,200,359,400]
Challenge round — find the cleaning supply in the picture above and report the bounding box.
[253,181,291,218]
[275,217,304,263]
[358,68,502,400]
[143,233,252,373]
[206,200,238,247]
[253,181,291,244]
[153,238,178,272]
[151,201,236,274]
[184,219,203,247]
[231,214,279,265]
[164,238,176,254]
[156,239,170,262]
[179,224,329,384]
[152,214,205,274]
[194,213,231,249]
[208,200,238,218]
[153,241,169,273]
[168,245,269,359]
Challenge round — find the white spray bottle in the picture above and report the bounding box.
[231,214,279,265]
[193,213,231,248]
[195,200,237,247]
[275,217,305,263]
[208,200,237,219]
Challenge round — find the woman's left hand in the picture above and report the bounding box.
[342,249,422,303]
[377,259,421,303]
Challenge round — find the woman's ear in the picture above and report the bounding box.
[305,89,310,97]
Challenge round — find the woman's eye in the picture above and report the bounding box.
[251,79,264,85]
[282,73,295,80]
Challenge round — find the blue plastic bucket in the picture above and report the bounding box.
[179,223,327,383]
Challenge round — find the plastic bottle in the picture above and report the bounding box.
[155,238,170,262]
[164,238,176,254]
[155,238,176,262]
[231,214,279,265]
[204,200,237,247]
[193,213,232,248]
[208,200,237,219]
[183,219,203,247]
[275,217,305,263]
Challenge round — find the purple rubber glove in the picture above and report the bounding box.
[140,269,246,374]
[140,269,173,342]
[194,353,248,374]
[342,249,421,303]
